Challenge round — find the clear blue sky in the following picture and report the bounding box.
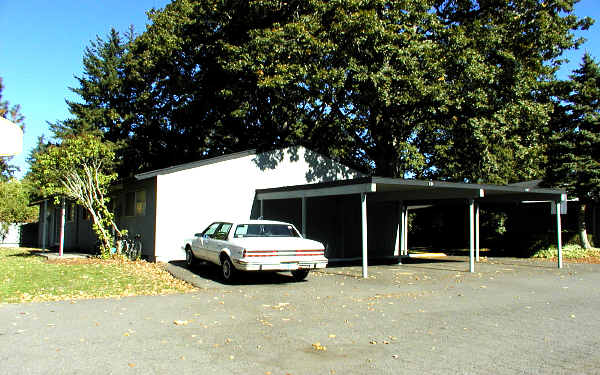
[1,0,598,179]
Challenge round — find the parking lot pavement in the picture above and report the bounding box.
[2,257,600,375]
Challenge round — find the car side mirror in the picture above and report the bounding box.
[194,233,202,237]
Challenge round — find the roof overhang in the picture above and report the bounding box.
[255,177,566,204]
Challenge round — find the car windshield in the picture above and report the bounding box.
[234,224,301,238]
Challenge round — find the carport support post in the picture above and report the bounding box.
[41,200,47,250]
[361,192,368,278]
[395,201,403,257]
[301,197,307,237]
[403,205,408,255]
[469,199,475,273]
[556,201,563,269]
[475,202,480,262]
[59,198,65,257]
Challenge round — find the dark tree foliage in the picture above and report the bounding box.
[49,28,140,176]
[124,1,310,173]
[544,53,600,248]
[55,0,591,183]
[124,0,589,181]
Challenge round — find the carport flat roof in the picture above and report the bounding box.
[255,177,566,203]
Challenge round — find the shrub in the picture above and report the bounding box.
[532,244,600,259]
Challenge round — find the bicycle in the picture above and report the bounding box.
[120,233,143,260]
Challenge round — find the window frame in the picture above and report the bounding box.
[134,190,146,217]
[213,223,233,240]
[124,190,146,217]
[66,202,75,223]
[202,222,221,237]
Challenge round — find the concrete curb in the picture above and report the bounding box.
[164,262,209,289]
[36,252,92,260]
[408,252,447,258]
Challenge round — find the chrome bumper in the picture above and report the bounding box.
[233,259,328,271]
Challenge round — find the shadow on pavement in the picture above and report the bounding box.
[167,260,306,287]
[326,257,464,269]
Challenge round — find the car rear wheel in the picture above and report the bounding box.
[291,269,309,281]
[185,246,197,268]
[221,256,236,282]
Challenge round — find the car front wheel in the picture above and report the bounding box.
[291,269,309,281]
[185,246,197,268]
[221,256,236,282]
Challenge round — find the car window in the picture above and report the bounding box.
[202,223,220,237]
[234,224,301,238]
[213,223,232,240]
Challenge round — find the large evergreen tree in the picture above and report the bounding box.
[545,53,600,249]
[50,28,140,176]
[55,0,591,182]
[125,0,589,181]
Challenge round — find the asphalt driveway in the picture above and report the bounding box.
[2,257,600,374]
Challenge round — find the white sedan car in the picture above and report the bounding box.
[183,220,328,281]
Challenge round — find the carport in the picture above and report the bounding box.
[255,177,567,278]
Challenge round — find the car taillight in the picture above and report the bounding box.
[242,249,246,258]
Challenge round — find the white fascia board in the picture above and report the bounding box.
[256,183,376,200]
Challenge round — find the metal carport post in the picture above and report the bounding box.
[302,197,307,237]
[41,199,48,250]
[361,192,368,278]
[469,199,475,273]
[475,202,480,262]
[402,204,408,255]
[59,198,66,257]
[395,201,408,258]
[556,201,563,269]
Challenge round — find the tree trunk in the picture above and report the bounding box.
[90,210,112,254]
[578,203,592,249]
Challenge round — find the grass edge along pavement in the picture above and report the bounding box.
[0,248,195,304]
[533,243,600,263]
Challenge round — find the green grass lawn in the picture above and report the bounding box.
[0,248,195,303]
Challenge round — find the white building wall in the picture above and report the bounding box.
[1,223,21,247]
[152,147,358,262]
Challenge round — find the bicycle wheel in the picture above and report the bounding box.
[122,241,132,259]
[133,241,142,260]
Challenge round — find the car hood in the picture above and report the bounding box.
[228,237,324,251]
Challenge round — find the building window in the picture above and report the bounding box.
[125,192,135,217]
[66,203,75,222]
[81,206,90,221]
[125,190,146,217]
[135,190,146,216]
[111,197,122,218]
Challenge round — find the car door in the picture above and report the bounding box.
[207,223,233,263]
[194,222,220,261]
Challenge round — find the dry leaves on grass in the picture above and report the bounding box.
[3,253,195,303]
